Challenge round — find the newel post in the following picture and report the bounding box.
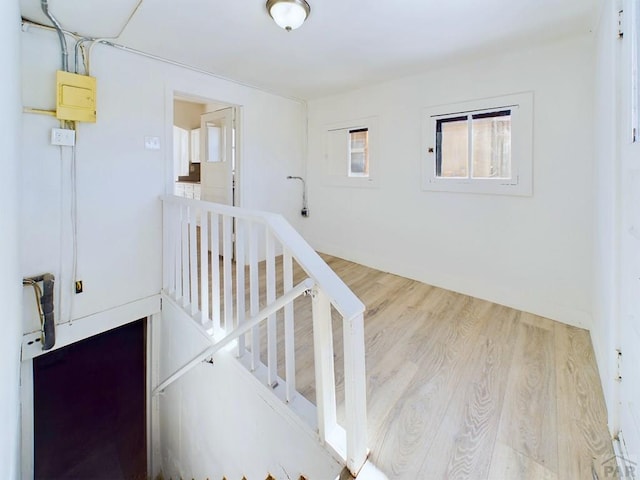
[343,311,368,475]
[311,288,338,442]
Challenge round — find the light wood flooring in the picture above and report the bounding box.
[272,255,614,480]
[207,253,615,479]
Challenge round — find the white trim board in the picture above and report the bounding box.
[21,294,161,361]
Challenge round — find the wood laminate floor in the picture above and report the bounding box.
[205,252,615,479]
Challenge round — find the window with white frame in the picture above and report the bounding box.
[348,128,369,177]
[325,117,378,187]
[423,92,533,196]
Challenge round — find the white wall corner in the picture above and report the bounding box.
[1,1,23,478]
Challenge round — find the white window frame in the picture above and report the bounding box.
[422,92,533,196]
[348,128,370,178]
[324,116,379,188]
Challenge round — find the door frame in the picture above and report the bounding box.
[19,294,161,478]
[610,0,640,461]
[166,88,242,208]
[20,315,156,478]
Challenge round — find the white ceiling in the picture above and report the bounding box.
[20,0,600,100]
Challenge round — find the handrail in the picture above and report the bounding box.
[160,195,365,321]
[160,195,368,475]
[153,277,315,396]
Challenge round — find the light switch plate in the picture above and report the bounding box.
[51,128,76,146]
[144,136,160,150]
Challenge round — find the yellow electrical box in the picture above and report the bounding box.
[56,71,97,123]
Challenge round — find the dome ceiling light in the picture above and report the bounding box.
[266,0,311,31]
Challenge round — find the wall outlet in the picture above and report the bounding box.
[51,128,76,146]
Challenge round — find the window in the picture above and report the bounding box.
[423,92,533,196]
[436,110,511,179]
[348,128,369,177]
[325,117,378,187]
[205,125,222,162]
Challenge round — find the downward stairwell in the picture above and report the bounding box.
[156,195,373,480]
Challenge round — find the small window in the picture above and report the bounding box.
[423,92,533,196]
[325,117,378,188]
[348,128,369,177]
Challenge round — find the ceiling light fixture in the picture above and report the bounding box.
[266,0,311,31]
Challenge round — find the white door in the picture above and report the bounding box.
[200,107,234,205]
[617,0,640,460]
[618,149,640,459]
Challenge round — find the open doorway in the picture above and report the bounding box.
[33,319,147,479]
[173,95,238,207]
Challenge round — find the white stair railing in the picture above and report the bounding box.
[160,195,368,476]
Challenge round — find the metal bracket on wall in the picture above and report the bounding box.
[22,274,56,351]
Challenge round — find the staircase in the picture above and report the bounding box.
[156,196,370,479]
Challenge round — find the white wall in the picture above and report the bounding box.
[592,0,620,431]
[159,299,343,480]
[305,35,595,329]
[20,27,306,333]
[20,25,308,477]
[0,1,23,478]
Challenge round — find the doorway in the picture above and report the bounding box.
[172,94,238,207]
[33,319,147,479]
[200,107,235,206]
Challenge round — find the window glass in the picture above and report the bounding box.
[206,125,222,163]
[437,116,468,178]
[423,92,532,196]
[349,128,369,177]
[472,111,511,179]
[435,110,512,180]
[324,117,378,188]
